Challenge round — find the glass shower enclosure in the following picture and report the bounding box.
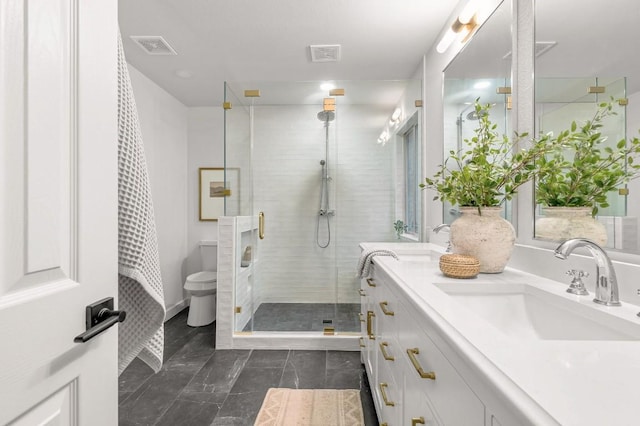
[223,80,421,336]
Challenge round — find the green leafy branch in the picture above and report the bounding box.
[535,100,640,216]
[421,100,553,213]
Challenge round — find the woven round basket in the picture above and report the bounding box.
[439,254,480,279]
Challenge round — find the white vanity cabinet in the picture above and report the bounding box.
[362,264,485,426]
[397,298,484,425]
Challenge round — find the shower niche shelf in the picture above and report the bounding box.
[217,215,259,340]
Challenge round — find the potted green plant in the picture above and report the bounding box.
[393,220,406,239]
[422,100,554,273]
[534,100,640,244]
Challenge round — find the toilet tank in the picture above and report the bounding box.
[199,240,218,271]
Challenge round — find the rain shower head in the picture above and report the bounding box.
[466,109,488,121]
[317,110,335,122]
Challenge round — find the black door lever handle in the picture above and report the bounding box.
[74,297,126,343]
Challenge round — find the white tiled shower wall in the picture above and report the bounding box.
[250,104,396,305]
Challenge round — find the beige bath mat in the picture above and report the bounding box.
[254,388,365,426]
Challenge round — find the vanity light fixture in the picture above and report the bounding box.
[436,0,491,54]
[389,107,402,126]
[378,130,390,145]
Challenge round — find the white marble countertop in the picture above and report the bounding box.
[361,242,640,426]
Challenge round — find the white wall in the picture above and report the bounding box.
[186,107,225,277]
[128,65,189,318]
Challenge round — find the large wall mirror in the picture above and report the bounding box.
[442,0,510,225]
[535,0,640,254]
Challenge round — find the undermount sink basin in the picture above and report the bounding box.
[435,282,640,341]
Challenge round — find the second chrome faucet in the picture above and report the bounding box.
[554,238,621,307]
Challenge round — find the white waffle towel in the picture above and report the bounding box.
[117,33,166,375]
[356,249,398,278]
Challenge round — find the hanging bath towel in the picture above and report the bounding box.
[117,33,166,375]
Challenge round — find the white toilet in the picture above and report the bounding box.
[184,241,217,327]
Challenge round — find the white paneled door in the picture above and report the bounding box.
[0,0,118,424]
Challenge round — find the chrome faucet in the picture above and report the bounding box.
[554,238,621,306]
[433,224,452,253]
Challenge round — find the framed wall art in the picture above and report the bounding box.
[199,167,225,221]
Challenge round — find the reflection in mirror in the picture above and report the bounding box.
[442,0,510,225]
[535,1,640,253]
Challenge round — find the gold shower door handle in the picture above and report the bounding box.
[258,212,265,239]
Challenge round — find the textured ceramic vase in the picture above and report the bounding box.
[535,206,607,246]
[450,206,515,273]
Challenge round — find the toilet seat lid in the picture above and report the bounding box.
[187,271,217,283]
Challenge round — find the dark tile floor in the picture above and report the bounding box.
[244,303,361,332]
[119,308,378,425]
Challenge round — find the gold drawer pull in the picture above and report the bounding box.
[412,417,426,426]
[407,348,436,380]
[358,312,365,322]
[366,278,376,287]
[379,383,395,406]
[367,311,375,340]
[379,301,394,316]
[379,342,395,361]
[359,337,365,348]
[359,289,366,297]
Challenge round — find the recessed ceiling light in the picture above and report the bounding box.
[473,81,491,89]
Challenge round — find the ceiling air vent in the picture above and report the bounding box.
[310,45,341,62]
[130,36,177,55]
[502,41,557,60]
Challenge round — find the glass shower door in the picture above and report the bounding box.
[225,80,417,335]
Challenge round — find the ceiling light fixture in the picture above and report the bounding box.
[320,82,335,91]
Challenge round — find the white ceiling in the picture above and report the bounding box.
[118,0,459,107]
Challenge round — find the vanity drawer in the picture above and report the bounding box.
[376,354,402,426]
[374,285,398,342]
[397,301,484,426]
[404,383,441,426]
